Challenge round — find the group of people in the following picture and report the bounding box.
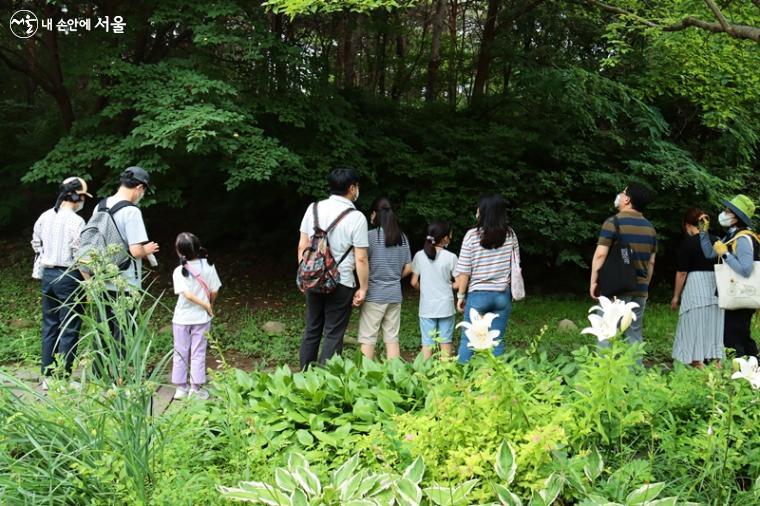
[31,168,219,399]
[30,166,758,398]
[296,168,520,369]
[587,183,758,366]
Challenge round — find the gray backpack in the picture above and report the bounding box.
[78,199,136,276]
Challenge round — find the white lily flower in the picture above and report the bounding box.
[456,308,500,351]
[731,356,760,390]
[581,296,639,342]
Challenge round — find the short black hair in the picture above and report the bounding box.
[626,182,652,212]
[119,175,144,189]
[328,167,360,195]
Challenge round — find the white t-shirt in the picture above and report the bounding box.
[412,249,458,318]
[172,259,222,325]
[299,195,369,288]
[103,197,149,291]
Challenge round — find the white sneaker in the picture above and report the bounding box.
[173,387,189,400]
[69,380,82,391]
[40,378,49,391]
[189,388,209,400]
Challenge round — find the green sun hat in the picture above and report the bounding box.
[722,194,756,228]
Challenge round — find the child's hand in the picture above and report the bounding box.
[204,303,214,317]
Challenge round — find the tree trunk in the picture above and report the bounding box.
[43,6,74,131]
[447,0,459,109]
[472,0,501,103]
[426,0,447,102]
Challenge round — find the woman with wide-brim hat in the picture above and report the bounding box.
[698,194,758,358]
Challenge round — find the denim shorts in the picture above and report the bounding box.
[419,315,456,346]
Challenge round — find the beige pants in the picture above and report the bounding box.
[358,302,401,345]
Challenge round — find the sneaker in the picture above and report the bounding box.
[189,387,209,400]
[40,378,49,391]
[173,387,189,400]
[69,380,82,391]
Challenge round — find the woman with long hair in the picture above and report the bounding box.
[455,194,519,363]
[357,197,412,360]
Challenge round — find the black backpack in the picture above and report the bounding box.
[598,216,640,297]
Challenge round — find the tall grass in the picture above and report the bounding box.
[0,250,172,504]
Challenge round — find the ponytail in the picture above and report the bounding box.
[423,221,452,261]
[175,232,212,277]
[370,196,403,247]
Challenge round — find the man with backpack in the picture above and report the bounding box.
[297,167,369,369]
[589,182,657,348]
[79,167,159,376]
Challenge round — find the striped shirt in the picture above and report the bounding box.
[366,228,411,304]
[597,210,657,297]
[455,228,517,293]
[31,207,85,268]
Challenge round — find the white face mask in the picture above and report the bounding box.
[718,211,736,228]
[75,201,85,213]
[614,193,622,209]
[354,188,359,202]
[135,189,145,205]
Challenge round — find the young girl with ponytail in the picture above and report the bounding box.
[410,221,458,359]
[171,232,222,400]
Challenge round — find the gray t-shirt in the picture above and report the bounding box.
[104,196,148,291]
[412,249,458,318]
[366,228,411,304]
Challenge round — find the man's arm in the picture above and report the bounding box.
[129,242,159,259]
[353,247,369,306]
[646,253,656,287]
[297,232,310,263]
[589,244,610,299]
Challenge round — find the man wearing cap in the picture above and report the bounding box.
[699,194,759,358]
[95,167,160,362]
[31,177,92,389]
[101,166,159,293]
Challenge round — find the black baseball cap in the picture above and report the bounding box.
[121,166,150,188]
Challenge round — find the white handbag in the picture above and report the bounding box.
[715,234,760,310]
[510,241,526,301]
[32,253,43,280]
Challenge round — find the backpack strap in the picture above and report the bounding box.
[312,201,321,232]
[326,207,356,233]
[612,216,629,249]
[108,200,136,215]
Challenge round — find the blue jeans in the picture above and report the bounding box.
[420,316,456,346]
[41,267,83,376]
[458,289,512,363]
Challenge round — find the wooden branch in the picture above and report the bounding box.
[703,0,731,33]
[587,0,760,43]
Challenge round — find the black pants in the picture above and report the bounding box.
[93,291,132,379]
[40,268,83,376]
[300,285,355,370]
[724,308,758,358]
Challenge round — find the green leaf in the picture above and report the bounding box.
[402,456,426,485]
[625,483,666,505]
[291,488,309,506]
[288,452,310,471]
[296,430,314,447]
[292,466,321,497]
[642,498,677,506]
[495,441,518,485]
[494,484,523,506]
[218,483,291,505]
[275,468,298,493]
[332,453,362,490]
[583,447,604,482]
[396,477,423,506]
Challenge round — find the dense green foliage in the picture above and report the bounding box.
[1,1,759,281]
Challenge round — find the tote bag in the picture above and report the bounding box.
[511,240,525,301]
[715,234,760,310]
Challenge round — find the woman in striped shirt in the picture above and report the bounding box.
[455,194,519,363]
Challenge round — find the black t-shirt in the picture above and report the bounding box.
[677,234,716,272]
